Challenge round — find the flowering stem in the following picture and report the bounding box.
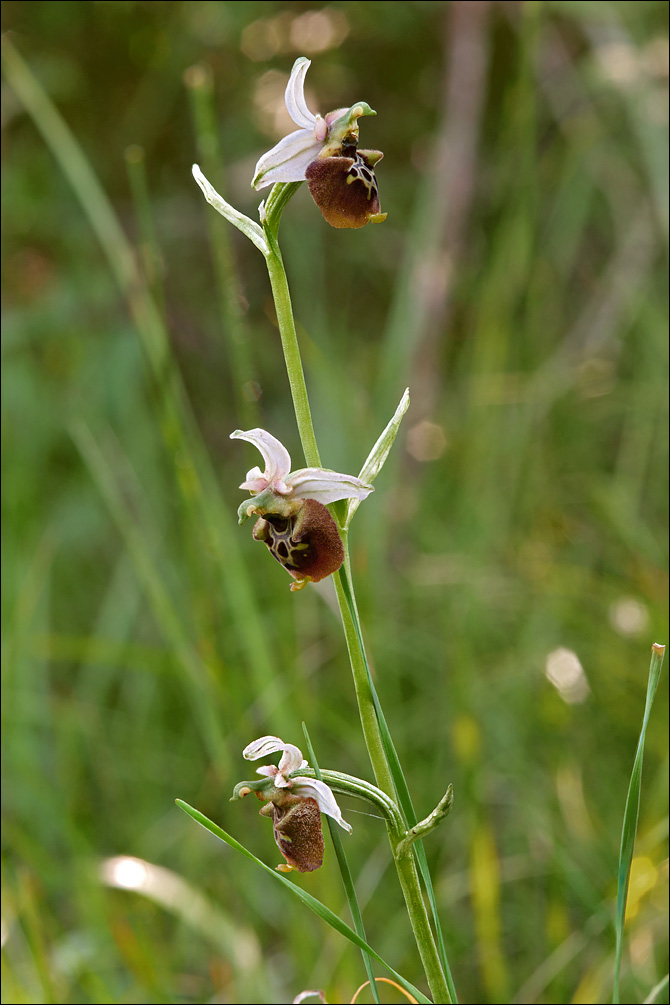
[260,189,450,1004]
[333,544,395,798]
[261,209,395,794]
[395,855,450,1003]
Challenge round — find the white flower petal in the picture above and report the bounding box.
[293,778,352,833]
[239,477,270,494]
[285,57,317,129]
[255,765,278,778]
[252,129,325,190]
[244,465,265,483]
[243,735,289,761]
[239,465,269,493]
[231,430,292,486]
[287,468,374,505]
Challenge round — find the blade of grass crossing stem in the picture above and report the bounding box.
[175,800,431,1005]
[613,643,665,1004]
[338,567,458,1002]
[302,724,380,1005]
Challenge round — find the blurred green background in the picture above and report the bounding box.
[2,2,668,1003]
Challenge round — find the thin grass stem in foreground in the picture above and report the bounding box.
[613,642,665,1003]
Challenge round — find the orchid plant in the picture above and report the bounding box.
[183,57,456,1004]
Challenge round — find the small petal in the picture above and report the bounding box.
[231,429,292,489]
[244,465,265,483]
[255,765,279,778]
[313,115,328,142]
[293,778,352,833]
[284,57,317,130]
[287,467,373,505]
[239,466,272,495]
[252,129,324,190]
[240,474,291,495]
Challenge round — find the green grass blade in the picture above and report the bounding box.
[302,725,380,1005]
[2,35,286,728]
[71,422,230,769]
[175,800,431,1005]
[613,643,665,1003]
[124,144,167,318]
[643,974,670,1005]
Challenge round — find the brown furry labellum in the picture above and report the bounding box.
[253,497,344,589]
[259,793,325,872]
[306,149,386,230]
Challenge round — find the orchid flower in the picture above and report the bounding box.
[253,57,386,229]
[231,428,372,590]
[235,735,351,873]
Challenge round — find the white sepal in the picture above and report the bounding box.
[293,777,352,833]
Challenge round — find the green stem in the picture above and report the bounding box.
[264,233,321,468]
[333,540,395,799]
[262,211,393,796]
[396,854,450,1004]
[261,188,450,1004]
[262,184,321,468]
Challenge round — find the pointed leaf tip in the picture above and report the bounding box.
[344,389,410,528]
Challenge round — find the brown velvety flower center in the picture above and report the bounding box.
[306,150,384,229]
[253,497,344,585]
[260,794,325,872]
